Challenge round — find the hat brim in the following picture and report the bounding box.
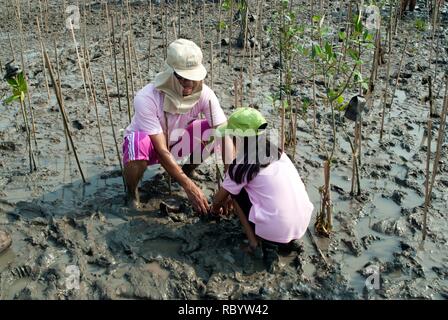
[174,64,207,81]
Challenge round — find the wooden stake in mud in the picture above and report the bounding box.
[44,50,87,183]
[379,7,394,142]
[315,160,332,237]
[209,100,222,188]
[111,15,123,112]
[130,37,143,90]
[123,40,132,124]
[101,71,125,184]
[227,0,233,66]
[234,79,238,108]
[210,42,214,89]
[324,160,332,231]
[105,1,114,75]
[53,37,70,152]
[69,20,90,106]
[36,17,51,103]
[423,76,448,241]
[19,98,37,173]
[127,35,136,98]
[218,0,222,77]
[163,2,168,60]
[177,0,181,38]
[147,0,153,73]
[8,32,16,62]
[86,49,107,159]
[422,119,432,241]
[387,39,408,125]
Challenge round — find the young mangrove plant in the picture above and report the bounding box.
[3,61,37,173]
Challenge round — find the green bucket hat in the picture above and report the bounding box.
[216,107,267,137]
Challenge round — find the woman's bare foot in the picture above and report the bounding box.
[129,198,143,211]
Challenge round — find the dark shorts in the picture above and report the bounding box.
[231,188,295,252]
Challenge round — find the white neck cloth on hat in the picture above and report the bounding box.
[153,65,202,115]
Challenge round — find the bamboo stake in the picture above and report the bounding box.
[147,0,153,73]
[227,0,233,66]
[123,40,132,124]
[177,0,181,38]
[19,99,37,172]
[36,17,51,103]
[324,160,332,231]
[44,0,49,34]
[422,119,432,241]
[209,101,222,188]
[234,79,238,108]
[39,0,44,38]
[428,76,448,200]
[387,39,408,123]
[198,15,204,50]
[210,42,214,89]
[105,1,114,76]
[164,1,168,60]
[127,35,136,96]
[86,49,107,159]
[130,41,143,90]
[187,0,191,28]
[218,0,222,77]
[53,36,70,152]
[8,32,16,61]
[379,5,394,142]
[69,20,90,106]
[202,0,206,44]
[44,50,87,183]
[101,71,125,178]
[111,15,123,112]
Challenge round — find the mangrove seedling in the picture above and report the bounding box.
[3,60,36,172]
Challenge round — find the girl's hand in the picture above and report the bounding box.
[221,196,234,216]
[210,203,222,216]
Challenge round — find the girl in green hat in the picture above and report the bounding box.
[211,108,314,266]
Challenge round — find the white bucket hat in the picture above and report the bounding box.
[166,39,207,81]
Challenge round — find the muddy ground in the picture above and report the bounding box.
[0,0,447,299]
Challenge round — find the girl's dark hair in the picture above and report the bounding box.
[228,134,282,184]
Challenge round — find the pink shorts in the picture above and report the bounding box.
[123,119,213,166]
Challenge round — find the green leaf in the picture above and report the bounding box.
[217,20,227,31]
[347,48,359,61]
[336,95,344,105]
[221,0,231,10]
[6,77,18,88]
[17,72,28,94]
[312,15,321,23]
[311,44,322,59]
[338,31,347,41]
[338,102,349,111]
[354,70,363,82]
[363,30,373,42]
[3,95,20,104]
[324,41,332,55]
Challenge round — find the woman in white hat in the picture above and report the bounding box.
[122,39,232,213]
